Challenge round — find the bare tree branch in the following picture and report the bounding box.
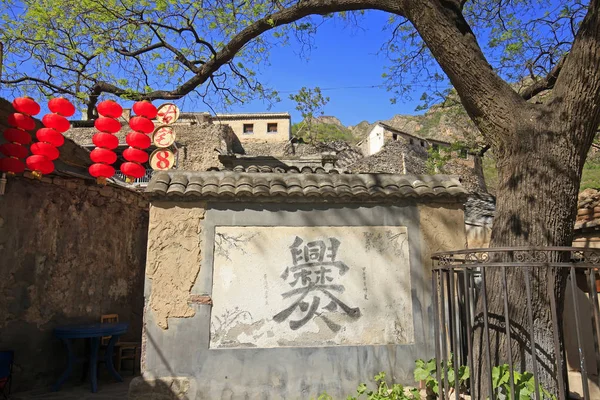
[0,76,78,96]
[520,56,566,101]
[82,0,404,109]
[115,42,164,57]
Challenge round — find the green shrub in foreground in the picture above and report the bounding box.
[314,358,556,399]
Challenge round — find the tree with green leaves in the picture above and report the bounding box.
[2,0,600,397]
[289,86,330,143]
[291,120,356,143]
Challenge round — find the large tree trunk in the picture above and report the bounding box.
[402,1,600,397]
[471,108,586,397]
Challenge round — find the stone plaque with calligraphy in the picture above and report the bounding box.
[209,226,413,349]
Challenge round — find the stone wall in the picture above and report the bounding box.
[133,200,466,399]
[174,123,235,171]
[0,174,148,392]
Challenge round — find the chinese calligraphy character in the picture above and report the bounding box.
[273,236,361,332]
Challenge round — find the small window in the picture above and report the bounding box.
[392,133,398,141]
[410,138,414,145]
[243,123,254,134]
[267,123,278,133]
[459,148,468,159]
[421,141,425,147]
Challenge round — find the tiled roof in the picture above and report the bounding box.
[228,165,342,174]
[213,112,291,119]
[145,171,467,201]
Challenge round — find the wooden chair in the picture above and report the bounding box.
[100,314,140,375]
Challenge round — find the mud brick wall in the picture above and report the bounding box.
[0,174,148,392]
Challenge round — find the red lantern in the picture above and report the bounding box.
[129,116,154,134]
[89,163,115,180]
[93,132,119,149]
[1,97,39,176]
[48,97,76,117]
[120,162,146,179]
[36,128,64,147]
[4,128,31,145]
[89,101,122,184]
[0,158,25,174]
[123,147,149,163]
[94,117,121,134]
[42,113,70,133]
[26,97,75,178]
[7,113,35,131]
[30,142,59,161]
[90,148,117,164]
[26,155,54,175]
[97,100,123,119]
[133,101,158,119]
[126,132,151,149]
[13,97,41,116]
[0,143,28,159]
[121,101,155,182]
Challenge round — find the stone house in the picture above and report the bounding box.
[212,112,291,143]
[356,123,482,183]
[130,170,468,399]
[359,122,470,159]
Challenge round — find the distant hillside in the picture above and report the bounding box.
[314,116,345,127]
[291,118,357,144]
[296,103,600,194]
[348,103,480,146]
[293,103,480,146]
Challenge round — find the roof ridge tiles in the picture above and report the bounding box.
[146,170,466,201]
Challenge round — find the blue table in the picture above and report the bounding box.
[53,322,129,393]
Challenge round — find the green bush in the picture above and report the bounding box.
[315,372,420,400]
[314,358,556,400]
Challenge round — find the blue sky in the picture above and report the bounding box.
[188,11,428,127]
[2,10,424,126]
[1,1,579,126]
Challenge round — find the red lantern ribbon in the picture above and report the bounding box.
[89,100,121,184]
[26,97,74,179]
[0,97,39,176]
[121,101,156,182]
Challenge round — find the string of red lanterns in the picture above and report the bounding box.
[89,100,122,185]
[120,100,157,182]
[0,97,40,175]
[26,98,75,179]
